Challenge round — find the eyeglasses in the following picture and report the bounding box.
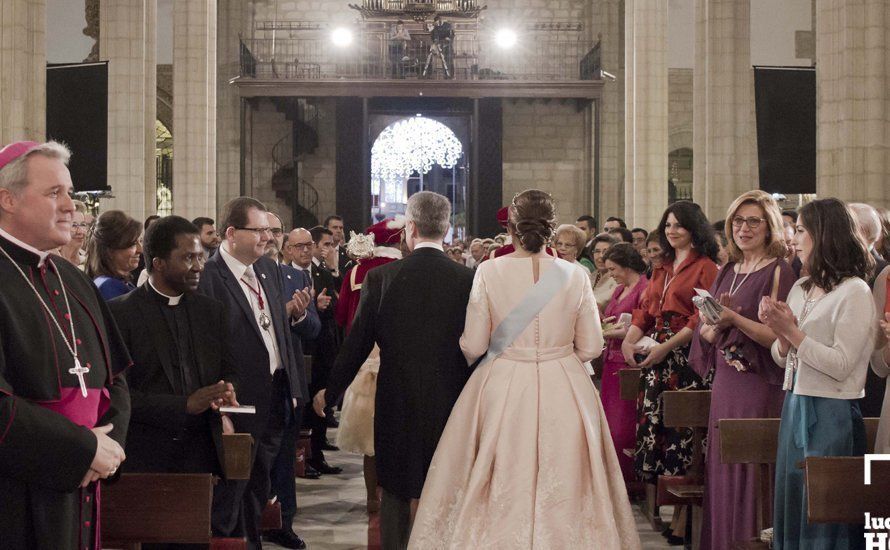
[554,241,577,249]
[71,223,89,230]
[731,216,766,229]
[286,242,313,250]
[234,227,272,235]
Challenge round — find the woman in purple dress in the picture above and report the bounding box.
[689,190,797,550]
[601,243,648,483]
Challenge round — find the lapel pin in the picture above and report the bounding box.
[261,273,267,280]
[287,274,292,279]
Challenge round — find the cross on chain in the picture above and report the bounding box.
[68,357,90,398]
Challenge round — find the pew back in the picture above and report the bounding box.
[663,390,711,428]
[805,457,890,523]
[618,367,641,401]
[102,473,213,545]
[718,417,881,464]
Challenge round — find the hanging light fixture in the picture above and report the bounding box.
[371,117,464,204]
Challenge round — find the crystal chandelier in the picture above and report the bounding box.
[371,117,463,204]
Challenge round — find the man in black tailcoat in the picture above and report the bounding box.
[314,191,474,550]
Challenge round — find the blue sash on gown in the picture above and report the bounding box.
[478,258,575,365]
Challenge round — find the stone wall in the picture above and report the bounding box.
[502,99,588,226]
[299,98,337,224]
[244,99,292,224]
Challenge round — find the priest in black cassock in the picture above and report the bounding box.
[108,215,239,476]
[0,141,131,550]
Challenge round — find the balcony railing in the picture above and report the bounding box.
[238,36,601,82]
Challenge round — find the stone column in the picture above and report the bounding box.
[173,0,217,220]
[143,0,157,216]
[624,0,668,230]
[693,0,757,221]
[586,0,625,225]
[100,0,156,220]
[217,0,252,214]
[816,0,890,204]
[0,0,45,144]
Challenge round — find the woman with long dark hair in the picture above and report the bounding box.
[621,201,718,537]
[762,198,875,549]
[85,210,142,301]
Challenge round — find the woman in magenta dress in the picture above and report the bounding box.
[689,191,797,550]
[600,243,648,483]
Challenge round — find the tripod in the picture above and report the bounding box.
[422,42,451,78]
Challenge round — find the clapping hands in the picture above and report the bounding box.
[759,296,796,352]
[287,287,312,319]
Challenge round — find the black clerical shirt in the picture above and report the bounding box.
[146,284,199,396]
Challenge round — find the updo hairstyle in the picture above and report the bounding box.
[508,189,556,254]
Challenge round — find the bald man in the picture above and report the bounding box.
[289,227,343,475]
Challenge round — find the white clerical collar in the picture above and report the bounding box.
[147,278,183,306]
[220,242,254,281]
[413,241,444,252]
[0,226,50,267]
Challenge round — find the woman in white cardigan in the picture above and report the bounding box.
[871,263,890,452]
[760,198,876,550]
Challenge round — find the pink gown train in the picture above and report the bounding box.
[409,256,641,549]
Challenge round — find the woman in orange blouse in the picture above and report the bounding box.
[622,201,719,487]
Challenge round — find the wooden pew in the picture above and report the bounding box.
[102,473,246,549]
[805,456,890,523]
[718,418,780,550]
[618,367,641,401]
[718,417,881,549]
[615,367,646,501]
[660,390,712,550]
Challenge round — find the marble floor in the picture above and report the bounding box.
[265,436,678,549]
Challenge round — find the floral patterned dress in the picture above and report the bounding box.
[631,251,718,482]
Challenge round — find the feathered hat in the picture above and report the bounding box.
[366,216,406,246]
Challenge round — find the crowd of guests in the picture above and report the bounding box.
[439,192,890,550]
[2,139,890,550]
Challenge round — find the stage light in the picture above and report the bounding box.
[331,27,353,48]
[495,28,518,49]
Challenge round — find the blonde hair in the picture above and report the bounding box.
[72,199,88,215]
[724,190,787,262]
[554,224,586,250]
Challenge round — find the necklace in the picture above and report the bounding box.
[0,246,89,397]
[241,277,272,330]
[728,256,765,297]
[783,286,825,391]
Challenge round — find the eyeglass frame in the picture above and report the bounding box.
[233,226,273,235]
[730,216,766,229]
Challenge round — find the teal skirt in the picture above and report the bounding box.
[773,391,865,550]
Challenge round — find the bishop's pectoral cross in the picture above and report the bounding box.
[69,357,90,398]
